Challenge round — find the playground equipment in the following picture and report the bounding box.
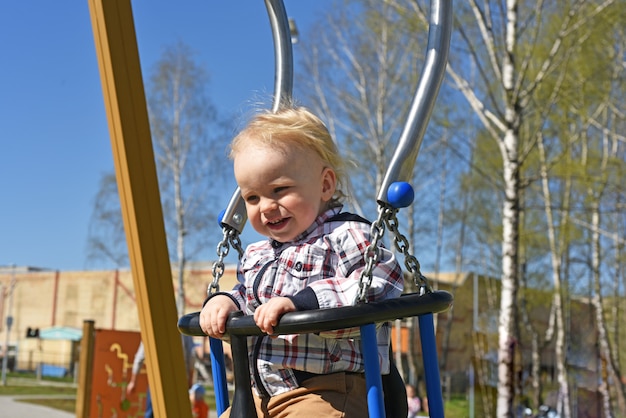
[178,0,454,417]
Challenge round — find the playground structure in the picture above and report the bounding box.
[88,0,453,417]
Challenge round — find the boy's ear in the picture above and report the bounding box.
[321,167,337,201]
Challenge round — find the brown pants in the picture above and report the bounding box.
[219,372,368,418]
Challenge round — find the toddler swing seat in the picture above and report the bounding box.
[178,0,453,416]
[178,289,452,418]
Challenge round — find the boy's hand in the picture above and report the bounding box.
[199,295,238,338]
[254,297,296,335]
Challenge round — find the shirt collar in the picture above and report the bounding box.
[269,205,343,249]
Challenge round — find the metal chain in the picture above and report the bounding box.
[208,226,245,296]
[355,206,394,303]
[385,210,431,295]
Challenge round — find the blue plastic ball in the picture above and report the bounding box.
[217,209,226,227]
[387,182,415,208]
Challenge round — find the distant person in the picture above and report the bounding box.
[127,335,195,417]
[126,342,152,417]
[189,383,209,418]
[406,383,422,418]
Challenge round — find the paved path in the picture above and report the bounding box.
[0,395,75,418]
[0,395,220,417]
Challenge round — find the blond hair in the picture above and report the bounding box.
[230,107,347,207]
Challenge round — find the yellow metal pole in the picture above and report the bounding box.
[87,1,191,416]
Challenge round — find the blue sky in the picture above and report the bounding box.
[0,1,331,271]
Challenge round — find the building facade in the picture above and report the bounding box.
[0,265,238,371]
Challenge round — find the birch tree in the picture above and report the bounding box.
[533,9,626,414]
[148,42,227,315]
[537,130,573,417]
[88,42,226,315]
[382,1,622,416]
[579,79,626,417]
[295,0,624,415]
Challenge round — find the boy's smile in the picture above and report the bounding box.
[234,142,336,242]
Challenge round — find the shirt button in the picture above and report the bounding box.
[294,262,303,271]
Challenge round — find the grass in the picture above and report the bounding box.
[0,383,76,396]
[444,396,470,418]
[16,397,76,413]
[0,373,76,393]
[0,372,77,413]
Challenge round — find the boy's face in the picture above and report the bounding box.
[234,142,336,243]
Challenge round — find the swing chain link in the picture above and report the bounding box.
[355,206,394,304]
[208,226,245,296]
[385,211,432,295]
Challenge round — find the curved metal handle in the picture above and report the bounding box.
[265,0,294,112]
[220,0,294,232]
[377,0,453,204]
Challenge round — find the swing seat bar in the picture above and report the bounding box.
[178,290,452,337]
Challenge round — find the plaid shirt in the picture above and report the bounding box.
[226,207,404,397]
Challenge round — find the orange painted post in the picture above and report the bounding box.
[87,0,191,417]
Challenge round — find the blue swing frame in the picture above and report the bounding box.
[178,0,453,416]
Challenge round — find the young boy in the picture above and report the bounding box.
[189,383,209,418]
[199,106,403,417]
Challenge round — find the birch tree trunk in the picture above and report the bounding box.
[496,128,520,418]
[586,123,626,416]
[537,133,572,418]
[495,3,521,415]
[591,199,614,418]
[174,164,186,316]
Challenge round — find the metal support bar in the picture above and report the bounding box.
[228,314,256,418]
[220,0,294,233]
[209,337,230,415]
[362,323,386,418]
[376,0,453,204]
[265,0,294,113]
[420,313,445,418]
